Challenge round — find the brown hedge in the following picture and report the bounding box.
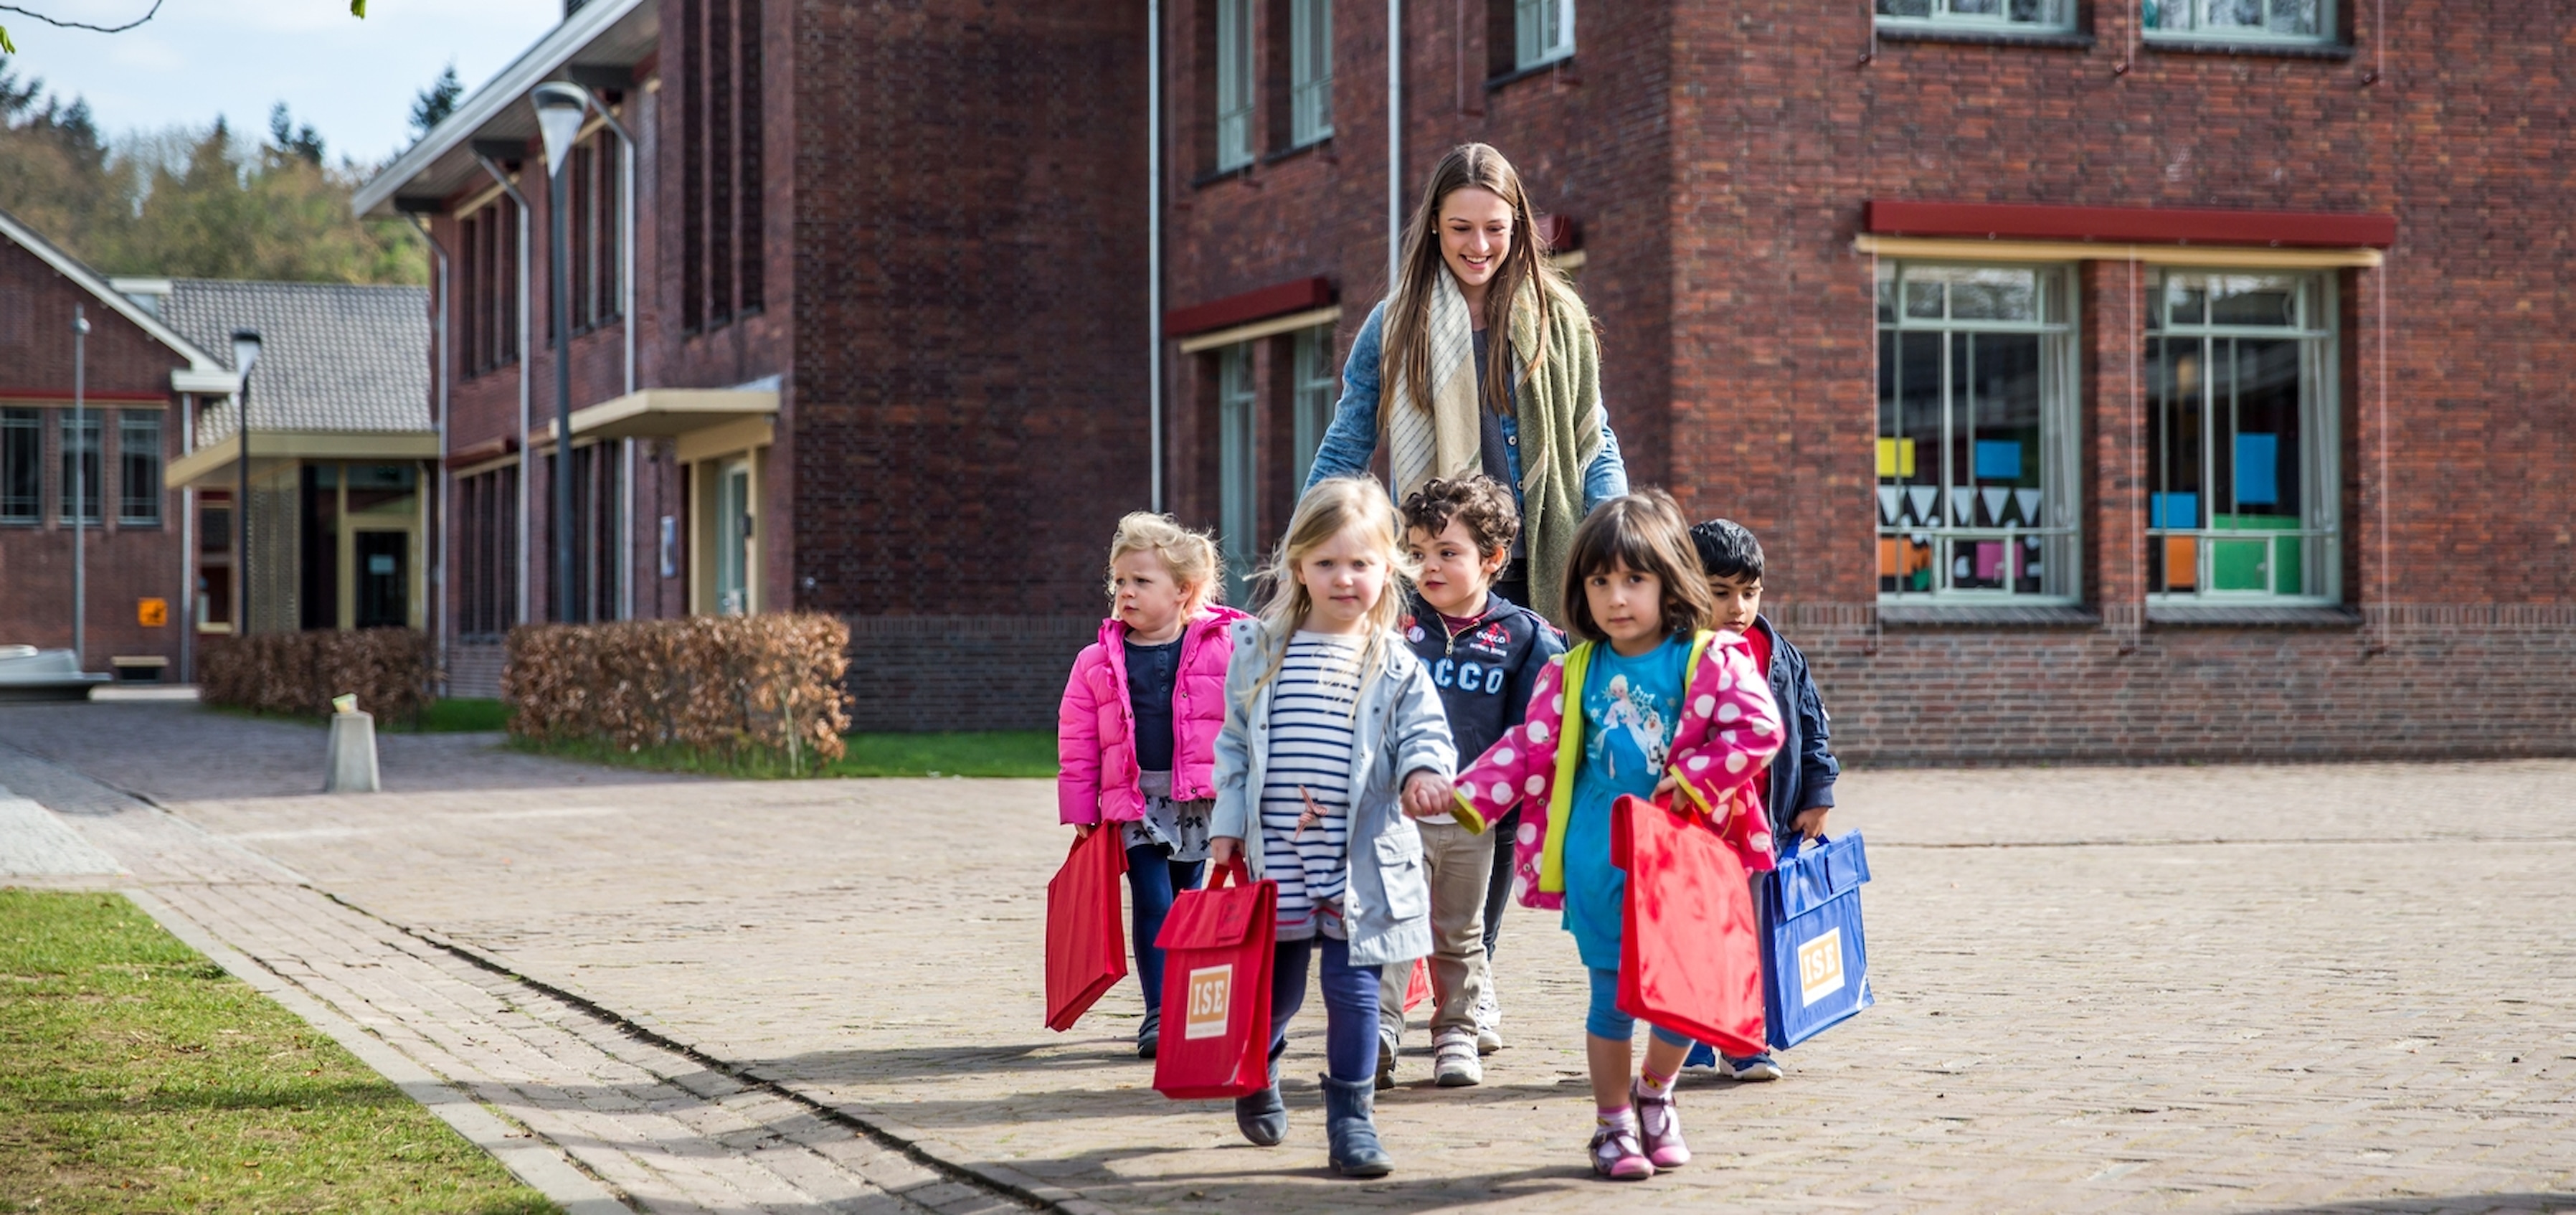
[199,628,432,721]
[503,614,853,768]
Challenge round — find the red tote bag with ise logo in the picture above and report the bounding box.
[1151,859,1277,1100]
[1043,826,1130,1034]
[1611,793,1767,1057]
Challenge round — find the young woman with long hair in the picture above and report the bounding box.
[1302,142,1628,626]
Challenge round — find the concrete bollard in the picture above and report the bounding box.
[324,703,382,794]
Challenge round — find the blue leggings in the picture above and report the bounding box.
[1586,967,1694,1047]
[1269,937,1381,1084]
[1127,843,1206,1011]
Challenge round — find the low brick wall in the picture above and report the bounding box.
[1787,602,2576,766]
[843,615,1097,732]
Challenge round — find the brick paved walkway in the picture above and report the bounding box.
[4,700,2572,1214]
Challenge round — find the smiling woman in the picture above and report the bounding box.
[1301,143,1626,624]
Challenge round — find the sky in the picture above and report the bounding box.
[3,0,561,167]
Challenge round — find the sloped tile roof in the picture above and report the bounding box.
[161,279,431,440]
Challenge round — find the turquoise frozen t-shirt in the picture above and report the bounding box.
[1561,634,1694,970]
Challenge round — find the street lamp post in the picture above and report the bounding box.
[532,81,587,624]
[232,328,261,636]
[71,306,89,669]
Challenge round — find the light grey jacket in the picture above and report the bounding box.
[1211,618,1459,968]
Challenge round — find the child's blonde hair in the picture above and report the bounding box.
[1245,478,1419,709]
[1106,511,1225,611]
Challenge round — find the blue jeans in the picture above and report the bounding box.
[1586,966,1693,1047]
[1127,843,1206,1012]
[1269,937,1381,1084]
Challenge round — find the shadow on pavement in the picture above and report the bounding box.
[2245,1199,2576,1215]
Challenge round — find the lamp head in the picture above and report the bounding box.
[531,82,590,177]
[230,328,262,377]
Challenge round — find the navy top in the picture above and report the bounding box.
[1123,636,1184,772]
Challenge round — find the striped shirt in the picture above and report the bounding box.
[1259,633,1365,940]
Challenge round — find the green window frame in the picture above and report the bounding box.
[2144,270,2341,604]
[1214,0,1256,171]
[1290,323,1337,485]
[1515,0,1574,70]
[1875,0,2075,33]
[1876,262,2083,605]
[2143,0,2331,42]
[1288,0,1332,148]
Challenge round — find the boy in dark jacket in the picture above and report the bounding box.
[1685,518,1841,1082]
[1379,475,1566,1088]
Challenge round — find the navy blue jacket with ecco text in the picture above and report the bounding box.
[1401,590,1566,770]
[1752,614,1839,838]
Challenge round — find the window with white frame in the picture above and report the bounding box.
[1290,324,1337,486]
[1214,0,1256,171]
[1515,0,1574,69]
[1217,343,1259,604]
[2144,270,2339,602]
[1875,0,2074,32]
[1288,0,1332,147]
[1876,263,2081,602]
[2144,0,2329,41]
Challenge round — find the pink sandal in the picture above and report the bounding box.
[1633,1078,1691,1169]
[1588,1114,1656,1181]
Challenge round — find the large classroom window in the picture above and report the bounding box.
[118,410,162,526]
[2143,0,2331,42]
[1216,342,1259,605]
[1875,0,2075,33]
[2145,270,2339,602]
[1287,0,1332,148]
[1213,0,1256,171]
[1877,263,2081,603]
[58,412,101,524]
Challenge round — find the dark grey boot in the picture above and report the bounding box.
[1319,1074,1392,1177]
[1137,1006,1160,1059]
[1233,1061,1286,1146]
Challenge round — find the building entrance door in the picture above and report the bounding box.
[715,459,750,615]
[354,531,409,629]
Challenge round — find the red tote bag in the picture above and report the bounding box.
[1151,859,1277,1100]
[1043,826,1130,1033]
[1611,794,1766,1057]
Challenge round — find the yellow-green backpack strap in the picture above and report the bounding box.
[1537,640,1593,895]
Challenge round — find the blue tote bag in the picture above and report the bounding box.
[1761,832,1873,1049]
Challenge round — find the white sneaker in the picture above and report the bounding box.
[1473,985,1504,1054]
[1433,1029,1483,1087]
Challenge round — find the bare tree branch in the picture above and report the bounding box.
[0,0,165,36]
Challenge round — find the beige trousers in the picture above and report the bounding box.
[1377,818,1496,1046]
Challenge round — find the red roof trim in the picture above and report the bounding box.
[1864,200,2396,250]
[0,389,169,405]
[1164,275,1335,338]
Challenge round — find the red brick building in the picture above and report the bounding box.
[0,210,239,681]
[1154,0,2575,761]
[365,0,2571,757]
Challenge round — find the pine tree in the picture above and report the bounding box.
[409,64,463,139]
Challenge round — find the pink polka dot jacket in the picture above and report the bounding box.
[1449,629,1786,912]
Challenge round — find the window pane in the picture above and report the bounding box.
[1218,345,1259,603]
[1216,0,1254,169]
[2270,0,2319,34]
[1877,0,1933,14]
[59,412,101,523]
[2207,0,2263,27]
[119,412,161,525]
[2207,275,2300,326]
[0,408,37,523]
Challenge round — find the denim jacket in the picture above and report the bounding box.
[1211,618,1459,968]
[1301,300,1629,512]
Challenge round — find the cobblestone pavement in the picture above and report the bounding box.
[4,701,2573,1214]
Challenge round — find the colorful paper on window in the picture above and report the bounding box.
[1876,438,1917,479]
[2233,433,2280,506]
[1973,439,2023,481]
[2150,492,2199,530]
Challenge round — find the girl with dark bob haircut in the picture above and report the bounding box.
[1560,490,1716,645]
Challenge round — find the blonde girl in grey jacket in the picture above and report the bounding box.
[1210,476,1468,1178]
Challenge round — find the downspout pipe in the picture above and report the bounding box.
[473,147,535,628]
[1147,0,1163,513]
[399,204,452,689]
[1388,0,1402,293]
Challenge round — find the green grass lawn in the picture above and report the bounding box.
[510,729,1059,779]
[0,889,556,1215]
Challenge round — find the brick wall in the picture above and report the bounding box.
[843,615,1099,732]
